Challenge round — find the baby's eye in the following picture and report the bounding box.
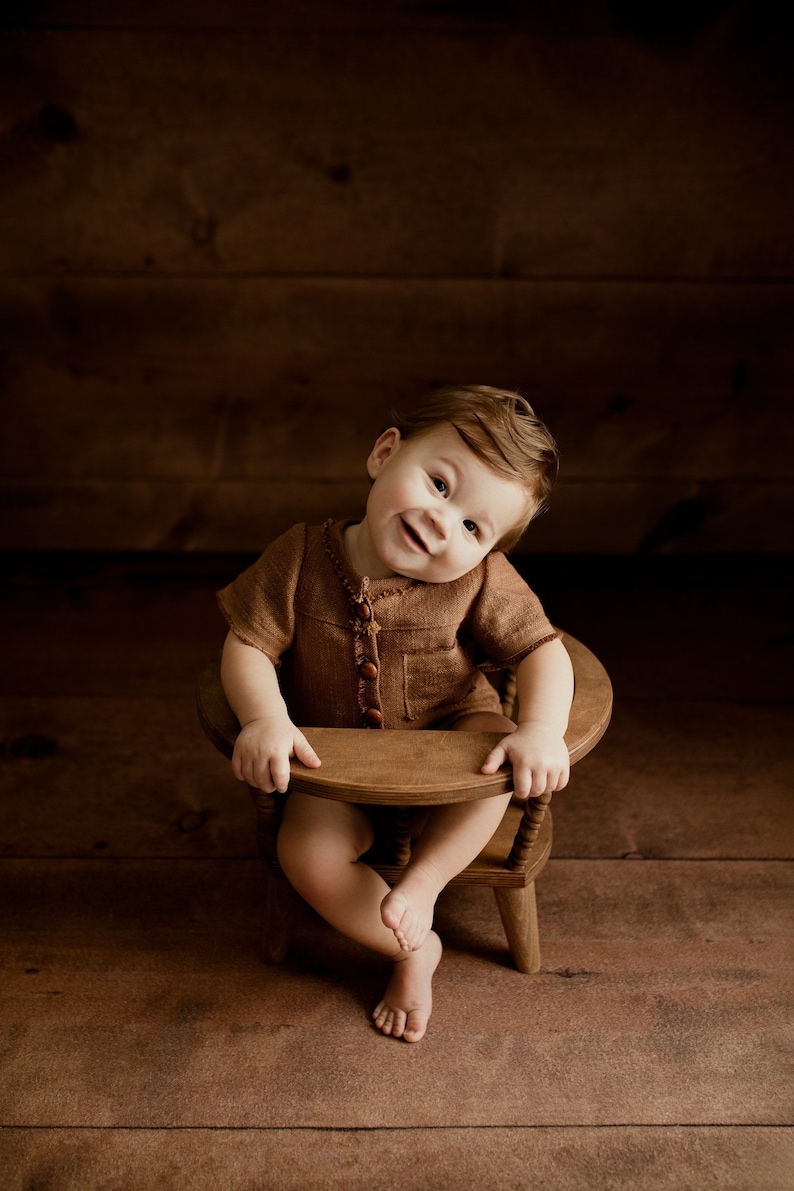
[463,519,478,535]
[432,477,447,495]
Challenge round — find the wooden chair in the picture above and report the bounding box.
[197,633,612,973]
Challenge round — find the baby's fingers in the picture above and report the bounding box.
[231,748,245,783]
[293,733,322,771]
[233,755,271,793]
[513,762,570,800]
[267,752,294,795]
[553,758,571,792]
[481,743,508,775]
[509,756,541,800]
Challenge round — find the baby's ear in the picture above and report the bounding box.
[366,427,401,478]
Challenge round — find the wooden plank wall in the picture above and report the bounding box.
[0,1,791,553]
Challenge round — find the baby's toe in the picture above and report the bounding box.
[389,1009,408,1039]
[372,1000,389,1029]
[400,916,427,952]
[373,1000,401,1037]
[381,890,408,932]
[403,1010,428,1043]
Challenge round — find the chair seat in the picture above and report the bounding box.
[197,631,612,972]
[453,802,553,885]
[363,803,553,889]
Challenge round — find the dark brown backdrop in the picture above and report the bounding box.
[1,0,791,553]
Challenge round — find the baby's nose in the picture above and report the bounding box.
[428,506,451,538]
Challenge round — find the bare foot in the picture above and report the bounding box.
[372,931,442,1043]
[380,865,440,952]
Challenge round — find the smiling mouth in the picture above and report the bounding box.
[401,519,428,552]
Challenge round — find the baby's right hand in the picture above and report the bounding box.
[231,715,321,793]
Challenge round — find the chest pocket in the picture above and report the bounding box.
[402,644,477,722]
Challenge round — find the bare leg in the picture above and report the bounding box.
[277,791,440,1042]
[381,711,517,952]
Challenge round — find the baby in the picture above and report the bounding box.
[218,385,574,1042]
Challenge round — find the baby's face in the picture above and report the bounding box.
[362,423,529,583]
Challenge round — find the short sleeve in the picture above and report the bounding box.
[469,551,557,671]
[216,523,307,664]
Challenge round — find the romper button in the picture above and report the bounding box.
[360,661,378,679]
[356,602,371,621]
[364,707,383,726]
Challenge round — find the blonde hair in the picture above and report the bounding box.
[392,385,559,551]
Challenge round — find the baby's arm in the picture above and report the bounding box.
[220,630,321,793]
[481,637,574,799]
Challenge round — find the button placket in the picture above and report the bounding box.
[353,596,383,728]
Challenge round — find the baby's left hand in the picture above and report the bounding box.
[481,722,570,800]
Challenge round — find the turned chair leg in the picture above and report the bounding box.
[248,783,300,965]
[261,866,300,965]
[493,883,541,974]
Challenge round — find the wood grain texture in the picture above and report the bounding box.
[2,279,790,481]
[0,695,250,859]
[3,476,791,552]
[196,632,612,788]
[552,700,794,861]
[1,273,790,550]
[1,28,790,278]
[286,728,514,804]
[0,0,702,34]
[494,883,541,973]
[1,858,790,1127]
[2,1126,792,1191]
[1,9,790,553]
[0,552,790,1177]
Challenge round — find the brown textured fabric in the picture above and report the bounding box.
[217,519,557,731]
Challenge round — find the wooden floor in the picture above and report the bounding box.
[0,551,791,1190]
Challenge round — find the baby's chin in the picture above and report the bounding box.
[396,562,477,585]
